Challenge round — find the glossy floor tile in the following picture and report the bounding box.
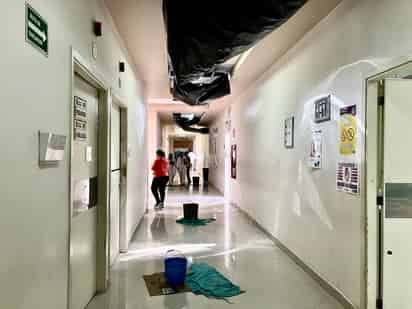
[87,186,344,309]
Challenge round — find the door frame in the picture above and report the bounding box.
[68,49,111,308]
[111,94,129,254]
[365,59,412,309]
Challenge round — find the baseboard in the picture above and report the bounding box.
[121,214,144,253]
[233,203,358,309]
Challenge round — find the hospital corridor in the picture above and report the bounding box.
[3,1,412,309]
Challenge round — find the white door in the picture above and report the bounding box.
[382,79,412,308]
[110,104,121,265]
[71,77,99,309]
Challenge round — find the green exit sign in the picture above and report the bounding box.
[26,3,48,56]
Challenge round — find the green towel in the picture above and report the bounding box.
[176,218,216,226]
[186,263,243,299]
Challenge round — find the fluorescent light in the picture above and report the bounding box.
[181,113,195,120]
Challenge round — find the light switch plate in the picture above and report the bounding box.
[92,41,98,59]
[86,146,93,162]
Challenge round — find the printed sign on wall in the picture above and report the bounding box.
[26,4,48,56]
[314,95,331,123]
[231,145,237,179]
[284,116,294,149]
[74,96,88,141]
[309,130,323,169]
[336,162,360,195]
[339,105,357,155]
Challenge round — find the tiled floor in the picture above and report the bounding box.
[87,186,344,309]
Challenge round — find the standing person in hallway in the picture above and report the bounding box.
[188,149,196,174]
[151,150,169,209]
[168,153,176,185]
[184,152,192,185]
[176,153,186,186]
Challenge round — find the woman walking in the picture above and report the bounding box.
[151,150,169,209]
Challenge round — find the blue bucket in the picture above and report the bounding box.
[164,250,187,286]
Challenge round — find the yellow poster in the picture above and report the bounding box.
[339,105,357,155]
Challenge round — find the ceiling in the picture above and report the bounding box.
[105,0,343,124]
[149,102,226,125]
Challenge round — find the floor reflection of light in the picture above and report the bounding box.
[224,203,231,268]
[196,240,274,260]
[118,243,217,262]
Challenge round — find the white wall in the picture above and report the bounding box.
[210,1,412,308]
[209,112,228,195]
[147,108,161,187]
[0,1,147,308]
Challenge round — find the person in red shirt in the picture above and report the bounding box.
[151,150,169,209]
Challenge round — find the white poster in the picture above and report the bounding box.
[309,130,322,169]
[336,162,360,195]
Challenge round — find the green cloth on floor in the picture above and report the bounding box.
[186,263,243,299]
[176,218,216,226]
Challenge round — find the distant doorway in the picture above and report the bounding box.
[172,138,194,158]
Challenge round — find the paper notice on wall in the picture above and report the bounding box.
[336,162,360,195]
[339,105,357,155]
[309,130,322,169]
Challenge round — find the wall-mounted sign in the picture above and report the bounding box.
[231,145,237,179]
[314,95,331,123]
[336,162,360,195]
[309,130,323,169]
[339,105,357,155]
[26,4,48,56]
[74,96,88,141]
[284,116,294,149]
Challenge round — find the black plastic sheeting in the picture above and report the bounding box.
[163,0,307,105]
[173,113,209,134]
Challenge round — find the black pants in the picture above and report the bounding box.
[186,168,191,185]
[151,176,169,204]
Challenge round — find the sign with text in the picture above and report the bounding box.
[314,95,331,123]
[336,162,360,195]
[339,105,357,155]
[26,4,48,56]
[309,130,323,169]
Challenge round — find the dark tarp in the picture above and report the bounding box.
[173,113,210,134]
[163,0,307,105]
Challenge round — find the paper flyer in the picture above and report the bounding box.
[339,105,357,155]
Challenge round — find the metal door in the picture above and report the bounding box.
[110,104,121,265]
[70,76,99,309]
[382,79,412,308]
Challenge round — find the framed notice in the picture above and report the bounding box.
[284,116,294,149]
[74,96,88,141]
[336,162,360,195]
[231,145,237,179]
[314,95,331,123]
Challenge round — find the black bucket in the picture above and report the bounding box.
[192,176,200,187]
[183,203,199,220]
[203,168,209,184]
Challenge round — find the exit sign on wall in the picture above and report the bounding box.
[26,3,48,56]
